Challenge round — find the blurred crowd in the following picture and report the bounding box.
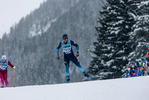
[126,52,149,77]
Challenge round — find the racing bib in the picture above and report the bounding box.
[63,46,71,54]
[0,65,8,71]
[0,60,8,71]
[61,40,72,54]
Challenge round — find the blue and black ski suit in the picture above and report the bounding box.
[57,40,87,80]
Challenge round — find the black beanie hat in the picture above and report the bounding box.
[62,34,68,38]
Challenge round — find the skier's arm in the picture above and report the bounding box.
[57,42,61,55]
[71,40,79,52]
[8,61,14,69]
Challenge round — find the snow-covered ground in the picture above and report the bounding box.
[0,76,149,100]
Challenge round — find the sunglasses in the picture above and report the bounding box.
[63,38,68,40]
[2,59,6,62]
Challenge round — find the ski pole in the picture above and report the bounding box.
[13,68,15,87]
[59,51,64,57]
[79,49,90,55]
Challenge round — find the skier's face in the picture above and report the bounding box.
[2,59,6,63]
[63,38,68,43]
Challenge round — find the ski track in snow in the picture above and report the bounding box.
[0,76,149,100]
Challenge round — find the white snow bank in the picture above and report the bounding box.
[0,76,149,100]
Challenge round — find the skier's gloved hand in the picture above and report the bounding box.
[13,66,16,69]
[76,52,79,57]
[57,55,60,60]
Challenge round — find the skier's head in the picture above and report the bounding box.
[2,55,6,62]
[62,34,68,43]
[2,55,6,60]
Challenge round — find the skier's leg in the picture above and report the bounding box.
[0,72,4,87]
[64,56,70,82]
[4,70,9,87]
[65,63,70,80]
[70,55,92,79]
[70,55,87,76]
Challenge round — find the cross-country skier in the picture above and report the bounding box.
[0,55,15,88]
[56,34,91,83]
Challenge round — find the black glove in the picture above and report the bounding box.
[57,55,60,60]
[76,52,79,57]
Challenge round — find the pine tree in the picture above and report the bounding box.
[89,0,136,79]
[133,0,149,32]
[128,0,149,61]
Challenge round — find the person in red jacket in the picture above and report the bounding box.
[0,55,15,88]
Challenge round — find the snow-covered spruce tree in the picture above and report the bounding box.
[133,0,149,32]
[88,0,135,79]
[128,0,149,61]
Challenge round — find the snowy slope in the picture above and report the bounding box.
[0,76,149,100]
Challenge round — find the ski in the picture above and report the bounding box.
[82,76,101,81]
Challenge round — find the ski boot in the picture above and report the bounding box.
[85,73,92,79]
[1,86,4,88]
[66,76,70,83]
[66,79,70,83]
